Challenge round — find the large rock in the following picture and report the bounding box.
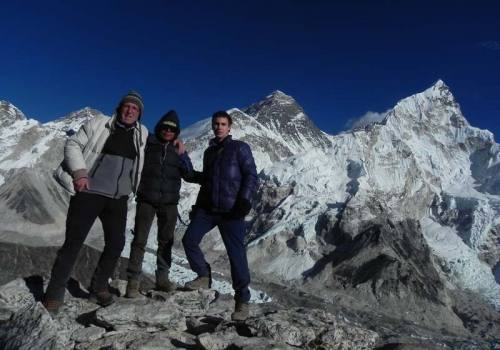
[245,308,379,349]
[0,303,69,350]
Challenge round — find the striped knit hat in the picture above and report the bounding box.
[119,90,144,116]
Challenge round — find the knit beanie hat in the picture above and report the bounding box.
[119,90,144,116]
[161,110,180,129]
[155,110,180,137]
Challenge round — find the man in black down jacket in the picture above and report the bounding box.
[182,110,258,321]
[125,110,193,297]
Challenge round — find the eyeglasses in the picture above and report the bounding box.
[160,126,178,133]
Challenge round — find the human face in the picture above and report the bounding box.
[212,117,231,141]
[119,102,140,125]
[159,126,177,142]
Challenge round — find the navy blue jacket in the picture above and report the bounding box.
[194,136,258,212]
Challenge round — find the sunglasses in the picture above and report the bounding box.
[160,125,178,133]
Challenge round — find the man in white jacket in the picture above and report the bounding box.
[43,91,148,314]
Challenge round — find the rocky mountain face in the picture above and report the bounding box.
[244,90,332,153]
[0,83,499,349]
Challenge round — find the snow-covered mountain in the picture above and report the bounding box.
[243,90,332,152]
[0,82,499,339]
[178,84,499,321]
[0,104,101,241]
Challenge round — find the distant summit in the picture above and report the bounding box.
[0,101,26,125]
[44,107,105,135]
[244,90,331,152]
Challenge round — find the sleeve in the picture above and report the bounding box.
[63,118,96,179]
[179,152,193,173]
[180,152,204,183]
[237,142,258,202]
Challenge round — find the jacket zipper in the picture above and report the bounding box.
[161,142,169,165]
[133,125,141,193]
[114,157,126,197]
[90,154,105,177]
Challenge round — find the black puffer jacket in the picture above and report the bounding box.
[136,114,192,205]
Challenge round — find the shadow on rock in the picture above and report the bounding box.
[67,277,90,299]
[170,338,198,349]
[23,275,44,301]
[187,315,225,335]
[76,309,114,331]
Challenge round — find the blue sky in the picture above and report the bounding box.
[1,0,499,140]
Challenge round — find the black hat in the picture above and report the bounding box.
[155,110,180,137]
[160,110,179,129]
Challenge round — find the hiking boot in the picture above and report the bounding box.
[156,279,177,293]
[231,301,250,321]
[125,279,141,298]
[89,289,115,306]
[184,276,211,290]
[42,299,62,316]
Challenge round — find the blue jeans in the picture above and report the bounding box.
[182,208,251,302]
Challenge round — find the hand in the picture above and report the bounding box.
[73,177,89,192]
[173,138,185,155]
[230,198,252,219]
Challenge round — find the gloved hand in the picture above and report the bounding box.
[230,198,252,219]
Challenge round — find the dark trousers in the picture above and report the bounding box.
[44,192,128,301]
[127,201,178,281]
[182,208,251,302]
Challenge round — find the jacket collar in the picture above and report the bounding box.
[148,134,172,145]
[108,114,140,131]
[209,135,232,147]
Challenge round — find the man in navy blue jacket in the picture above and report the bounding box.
[182,110,258,321]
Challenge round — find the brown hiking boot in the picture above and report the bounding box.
[125,279,141,298]
[184,276,211,290]
[231,301,250,321]
[156,279,176,293]
[42,299,62,316]
[89,289,115,306]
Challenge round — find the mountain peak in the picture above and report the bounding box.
[243,91,331,152]
[381,80,475,144]
[265,90,296,105]
[0,101,26,124]
[420,79,456,104]
[244,90,301,119]
[433,79,446,88]
[61,107,103,121]
[44,107,104,134]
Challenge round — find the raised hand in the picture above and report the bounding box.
[173,138,186,155]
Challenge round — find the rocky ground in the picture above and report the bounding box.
[0,276,497,350]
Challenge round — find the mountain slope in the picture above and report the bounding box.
[244,81,500,311]
[0,84,498,339]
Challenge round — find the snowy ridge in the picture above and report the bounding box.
[243,81,500,308]
[44,107,104,135]
[0,105,101,176]
[0,82,499,310]
[0,100,26,123]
